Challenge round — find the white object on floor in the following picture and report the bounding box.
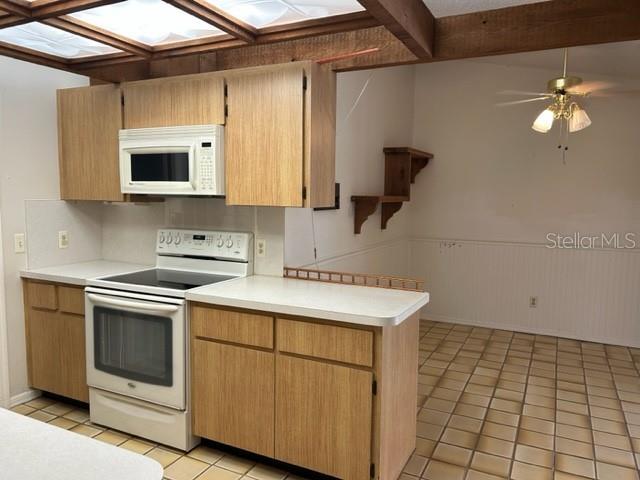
[186,275,430,327]
[0,408,163,480]
[20,260,150,286]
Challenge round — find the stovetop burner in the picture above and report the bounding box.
[100,268,235,291]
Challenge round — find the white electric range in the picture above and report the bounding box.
[85,228,253,451]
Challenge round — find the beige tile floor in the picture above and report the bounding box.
[11,319,640,480]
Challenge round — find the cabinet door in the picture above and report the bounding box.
[225,67,304,206]
[122,75,225,128]
[275,355,372,480]
[192,339,274,457]
[27,310,89,402]
[57,85,123,201]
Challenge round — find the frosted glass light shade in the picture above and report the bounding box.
[0,22,119,58]
[206,0,365,28]
[532,108,555,133]
[71,0,224,45]
[569,106,591,132]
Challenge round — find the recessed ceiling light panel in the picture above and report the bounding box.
[0,22,120,58]
[71,0,224,45]
[206,0,364,28]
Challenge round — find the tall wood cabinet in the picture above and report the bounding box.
[190,304,419,480]
[57,84,124,202]
[23,280,89,403]
[56,62,336,207]
[224,63,335,207]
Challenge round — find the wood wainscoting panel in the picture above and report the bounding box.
[275,355,372,480]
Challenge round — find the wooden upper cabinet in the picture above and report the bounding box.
[225,63,336,208]
[122,75,225,128]
[225,66,305,207]
[57,84,124,202]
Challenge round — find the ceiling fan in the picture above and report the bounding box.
[497,48,616,134]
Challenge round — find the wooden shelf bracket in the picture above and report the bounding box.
[351,147,433,234]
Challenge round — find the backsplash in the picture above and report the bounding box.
[24,198,285,275]
[25,200,102,269]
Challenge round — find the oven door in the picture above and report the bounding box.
[120,143,196,194]
[85,288,186,410]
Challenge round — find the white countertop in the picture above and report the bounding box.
[20,260,150,286]
[0,408,163,480]
[187,275,429,327]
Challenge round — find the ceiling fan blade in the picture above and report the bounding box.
[497,90,552,97]
[567,80,617,96]
[585,89,640,98]
[495,97,550,107]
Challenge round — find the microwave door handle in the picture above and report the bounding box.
[87,293,180,314]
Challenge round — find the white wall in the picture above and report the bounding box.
[0,57,88,399]
[409,60,640,346]
[285,66,415,277]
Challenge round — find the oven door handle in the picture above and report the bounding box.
[87,293,181,314]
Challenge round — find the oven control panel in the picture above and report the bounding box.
[156,229,253,262]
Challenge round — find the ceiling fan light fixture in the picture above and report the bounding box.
[532,108,555,133]
[569,105,592,132]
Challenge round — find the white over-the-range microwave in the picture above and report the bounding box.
[119,124,224,196]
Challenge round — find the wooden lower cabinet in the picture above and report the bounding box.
[275,355,373,480]
[192,338,275,457]
[190,304,419,480]
[23,280,89,403]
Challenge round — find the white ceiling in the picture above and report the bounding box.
[476,40,640,80]
[423,0,549,17]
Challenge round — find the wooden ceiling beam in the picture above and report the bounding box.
[0,0,31,17]
[0,40,70,69]
[163,0,256,43]
[43,16,152,57]
[0,13,29,27]
[356,0,434,58]
[30,0,125,19]
[148,12,379,59]
[435,0,640,60]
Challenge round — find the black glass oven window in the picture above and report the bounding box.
[130,152,189,182]
[93,306,173,386]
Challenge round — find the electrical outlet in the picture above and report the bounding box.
[256,239,266,258]
[529,296,538,308]
[14,233,25,253]
[58,230,69,249]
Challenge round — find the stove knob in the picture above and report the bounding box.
[217,237,224,247]
[159,234,165,243]
[166,235,173,244]
[226,237,233,248]
[174,235,181,245]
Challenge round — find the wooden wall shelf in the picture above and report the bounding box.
[351,147,433,234]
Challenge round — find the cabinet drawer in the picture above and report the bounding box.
[25,281,57,311]
[191,306,273,349]
[58,286,85,315]
[277,319,373,367]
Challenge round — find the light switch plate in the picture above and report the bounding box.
[58,230,69,249]
[14,233,25,253]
